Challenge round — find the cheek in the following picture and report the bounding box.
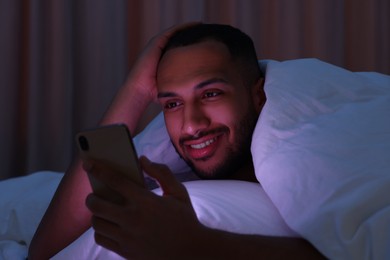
[164,115,181,143]
[212,98,252,141]
[208,107,235,125]
[207,97,244,126]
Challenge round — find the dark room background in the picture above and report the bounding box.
[0,0,389,180]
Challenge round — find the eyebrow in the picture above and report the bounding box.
[157,78,228,98]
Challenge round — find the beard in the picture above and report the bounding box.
[172,105,259,180]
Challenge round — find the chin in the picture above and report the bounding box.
[187,159,237,180]
[171,139,247,180]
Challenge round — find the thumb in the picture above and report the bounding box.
[140,156,191,204]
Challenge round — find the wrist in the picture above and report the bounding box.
[100,82,155,132]
[182,224,231,259]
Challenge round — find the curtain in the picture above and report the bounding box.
[0,0,389,180]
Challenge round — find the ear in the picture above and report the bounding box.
[251,77,266,114]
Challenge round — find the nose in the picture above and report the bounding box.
[182,102,210,136]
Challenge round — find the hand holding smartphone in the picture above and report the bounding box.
[76,124,145,203]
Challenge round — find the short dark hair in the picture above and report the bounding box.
[161,23,262,87]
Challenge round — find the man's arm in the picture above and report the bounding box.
[28,23,198,260]
[28,160,92,259]
[28,87,152,259]
[85,156,325,259]
[191,228,323,259]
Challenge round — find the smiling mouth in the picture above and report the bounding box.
[190,138,216,149]
[183,135,223,161]
[179,127,229,160]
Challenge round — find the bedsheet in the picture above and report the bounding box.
[0,172,296,260]
[0,172,61,259]
[252,59,390,259]
[1,58,389,259]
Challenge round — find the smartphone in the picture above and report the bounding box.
[76,124,145,203]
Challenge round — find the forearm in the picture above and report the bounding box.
[190,226,325,259]
[100,81,153,133]
[100,63,157,134]
[28,160,92,259]
[29,23,197,259]
[29,86,153,259]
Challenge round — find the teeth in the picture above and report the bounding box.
[190,138,215,149]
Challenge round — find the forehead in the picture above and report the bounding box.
[157,41,237,90]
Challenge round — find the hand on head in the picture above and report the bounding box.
[125,22,202,103]
[100,22,201,128]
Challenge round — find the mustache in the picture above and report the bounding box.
[179,126,229,145]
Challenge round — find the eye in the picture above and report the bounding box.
[203,90,222,99]
[163,100,182,111]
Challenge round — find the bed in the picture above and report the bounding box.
[1,59,389,259]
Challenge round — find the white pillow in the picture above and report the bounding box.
[0,173,296,259]
[9,59,386,259]
[135,58,390,258]
[154,180,296,236]
[133,112,190,175]
[252,59,390,259]
[53,180,297,259]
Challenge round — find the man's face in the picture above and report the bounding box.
[157,40,259,179]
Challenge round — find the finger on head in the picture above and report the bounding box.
[154,21,202,50]
[163,21,202,38]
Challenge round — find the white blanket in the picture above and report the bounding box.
[0,172,61,259]
[0,172,296,260]
[1,59,389,259]
[252,59,390,259]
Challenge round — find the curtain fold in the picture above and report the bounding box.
[0,0,389,179]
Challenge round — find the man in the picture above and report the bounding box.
[28,23,324,259]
